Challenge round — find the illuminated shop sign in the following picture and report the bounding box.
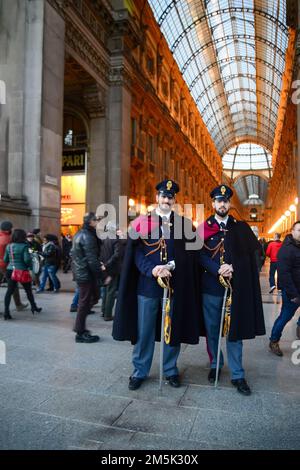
[62,150,85,172]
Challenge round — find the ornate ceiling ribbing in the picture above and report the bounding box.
[223,143,272,204]
[148,0,289,156]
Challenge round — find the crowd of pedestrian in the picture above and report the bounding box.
[1,184,299,393]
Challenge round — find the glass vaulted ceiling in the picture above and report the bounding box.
[148,0,289,156]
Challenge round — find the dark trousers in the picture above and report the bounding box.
[270,290,300,341]
[102,276,119,319]
[0,267,22,307]
[74,281,99,334]
[4,271,35,313]
[269,262,278,288]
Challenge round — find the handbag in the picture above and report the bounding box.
[10,244,32,283]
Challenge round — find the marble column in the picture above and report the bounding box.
[0,0,26,200]
[107,64,132,214]
[23,0,65,235]
[86,116,107,212]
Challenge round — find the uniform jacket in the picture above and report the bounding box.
[113,211,204,346]
[198,215,265,341]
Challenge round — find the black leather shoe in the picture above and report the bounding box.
[104,316,113,321]
[31,306,42,315]
[208,368,221,383]
[128,376,144,390]
[4,312,13,320]
[166,375,181,388]
[231,378,251,396]
[75,332,100,343]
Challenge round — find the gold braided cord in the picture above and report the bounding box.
[143,237,167,261]
[219,275,232,336]
[203,240,224,259]
[157,276,173,344]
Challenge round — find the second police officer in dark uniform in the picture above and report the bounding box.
[198,185,265,395]
[113,179,202,390]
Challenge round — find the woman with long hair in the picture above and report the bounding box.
[3,229,42,320]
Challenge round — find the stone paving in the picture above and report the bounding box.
[0,265,299,450]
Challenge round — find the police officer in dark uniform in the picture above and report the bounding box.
[113,179,201,390]
[199,185,265,396]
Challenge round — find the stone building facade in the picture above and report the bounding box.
[1,0,299,236]
[0,0,228,235]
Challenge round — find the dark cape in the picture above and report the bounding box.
[112,211,205,346]
[202,215,266,341]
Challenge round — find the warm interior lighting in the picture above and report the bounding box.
[140,204,147,214]
[128,198,135,207]
[289,204,297,212]
[295,197,299,204]
[285,210,291,217]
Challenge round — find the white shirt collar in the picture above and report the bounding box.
[156,208,171,220]
[214,214,229,226]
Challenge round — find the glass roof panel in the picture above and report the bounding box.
[148,0,289,156]
[222,143,272,170]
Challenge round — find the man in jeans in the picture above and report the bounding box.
[71,212,103,343]
[0,220,28,311]
[266,233,282,293]
[269,221,300,355]
[37,234,60,293]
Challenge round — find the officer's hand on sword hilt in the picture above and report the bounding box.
[152,265,172,278]
[218,263,233,278]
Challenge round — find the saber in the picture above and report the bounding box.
[159,285,168,391]
[215,286,228,388]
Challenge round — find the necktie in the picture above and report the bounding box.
[161,216,170,238]
[220,222,226,230]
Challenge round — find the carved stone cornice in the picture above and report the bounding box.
[65,20,110,84]
[83,83,106,117]
[47,0,112,47]
[109,63,132,89]
[108,8,142,53]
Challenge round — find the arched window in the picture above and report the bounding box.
[63,113,88,149]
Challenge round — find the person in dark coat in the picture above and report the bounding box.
[198,185,265,396]
[62,234,72,273]
[100,221,123,321]
[71,212,103,343]
[269,221,300,355]
[113,179,203,391]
